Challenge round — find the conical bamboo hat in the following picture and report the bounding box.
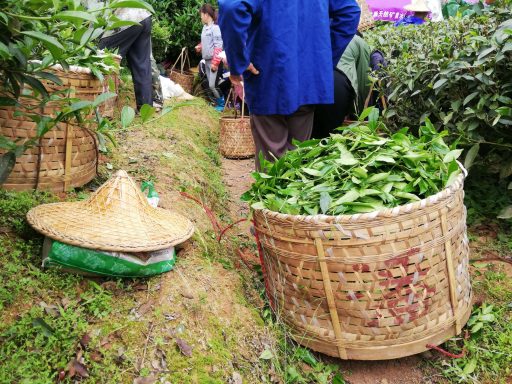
[27,170,194,252]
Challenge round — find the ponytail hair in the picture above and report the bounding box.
[200,4,217,23]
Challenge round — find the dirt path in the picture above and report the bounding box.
[220,156,429,384]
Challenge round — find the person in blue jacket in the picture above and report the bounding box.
[218,0,361,169]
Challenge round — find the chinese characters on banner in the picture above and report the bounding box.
[366,0,413,20]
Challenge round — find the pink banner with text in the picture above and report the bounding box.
[366,0,412,21]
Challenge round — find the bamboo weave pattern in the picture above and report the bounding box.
[253,173,472,360]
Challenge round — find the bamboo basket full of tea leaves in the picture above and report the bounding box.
[246,111,472,360]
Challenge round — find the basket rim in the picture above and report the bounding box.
[28,59,119,75]
[169,69,195,75]
[220,115,250,120]
[254,169,465,222]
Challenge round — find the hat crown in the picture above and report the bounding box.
[85,170,149,214]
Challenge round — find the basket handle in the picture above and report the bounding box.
[223,86,234,113]
[231,83,246,119]
[170,47,190,74]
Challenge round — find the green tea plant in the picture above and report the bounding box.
[242,110,462,216]
[366,1,512,217]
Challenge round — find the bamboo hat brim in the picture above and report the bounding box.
[27,170,194,252]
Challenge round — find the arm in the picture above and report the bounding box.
[212,25,223,50]
[329,0,360,67]
[211,48,223,71]
[218,0,261,76]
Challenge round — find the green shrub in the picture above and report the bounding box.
[366,2,512,215]
[152,18,172,63]
[148,0,217,65]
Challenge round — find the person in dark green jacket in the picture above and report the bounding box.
[313,33,371,139]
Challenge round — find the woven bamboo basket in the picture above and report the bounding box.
[0,64,103,192]
[253,172,472,360]
[168,48,195,94]
[219,87,255,159]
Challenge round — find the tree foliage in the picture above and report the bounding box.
[148,0,216,65]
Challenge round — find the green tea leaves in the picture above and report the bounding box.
[245,120,462,216]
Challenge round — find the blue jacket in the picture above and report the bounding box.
[218,0,360,115]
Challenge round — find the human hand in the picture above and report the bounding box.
[211,64,218,72]
[247,63,259,75]
[230,63,259,85]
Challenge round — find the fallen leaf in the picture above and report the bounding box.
[232,371,243,384]
[89,351,103,363]
[32,317,54,337]
[175,337,193,357]
[155,348,167,371]
[61,297,71,309]
[57,370,66,381]
[180,290,194,299]
[175,323,186,334]
[163,313,180,321]
[259,349,273,360]
[71,359,89,378]
[39,301,60,317]
[133,376,156,384]
[80,333,91,349]
[101,281,118,291]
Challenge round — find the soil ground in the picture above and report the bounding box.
[2,99,511,383]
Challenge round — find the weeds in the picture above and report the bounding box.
[0,306,88,383]
[434,304,512,383]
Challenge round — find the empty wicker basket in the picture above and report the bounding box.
[219,87,255,159]
[253,172,472,360]
[0,64,103,192]
[168,48,195,94]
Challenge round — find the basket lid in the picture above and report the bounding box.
[27,170,194,252]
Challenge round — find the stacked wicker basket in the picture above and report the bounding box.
[0,62,119,192]
[253,171,472,360]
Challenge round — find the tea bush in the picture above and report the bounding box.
[367,1,512,215]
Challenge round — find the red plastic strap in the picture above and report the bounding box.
[179,192,274,310]
[252,220,274,310]
[426,330,469,359]
[180,192,222,235]
[217,218,248,242]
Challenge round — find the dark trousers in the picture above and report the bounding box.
[250,105,314,170]
[100,17,153,109]
[312,70,355,139]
